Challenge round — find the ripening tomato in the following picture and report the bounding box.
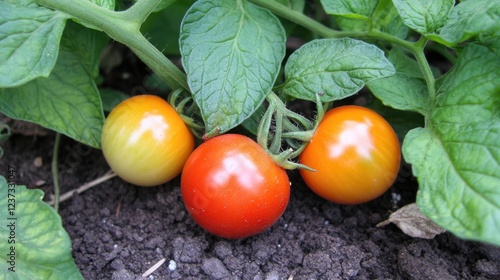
[299,105,400,205]
[181,134,290,239]
[101,95,194,187]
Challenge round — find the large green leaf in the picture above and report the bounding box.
[403,44,500,245]
[282,38,395,102]
[0,22,108,148]
[180,0,286,135]
[429,0,500,45]
[0,176,83,279]
[0,1,68,87]
[392,0,454,34]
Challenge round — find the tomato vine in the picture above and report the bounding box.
[257,92,324,170]
[249,0,437,111]
[4,0,500,246]
[36,0,188,91]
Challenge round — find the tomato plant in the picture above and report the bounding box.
[299,106,401,205]
[101,95,194,187]
[181,134,290,239]
[1,0,499,255]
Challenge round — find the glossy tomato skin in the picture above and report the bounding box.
[181,134,290,239]
[299,105,400,205]
[101,95,194,187]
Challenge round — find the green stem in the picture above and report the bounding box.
[413,37,436,102]
[36,0,189,92]
[121,0,161,24]
[257,97,275,149]
[250,0,437,110]
[427,42,457,64]
[270,109,284,154]
[52,133,61,212]
[249,0,413,51]
[259,92,317,170]
[249,0,342,38]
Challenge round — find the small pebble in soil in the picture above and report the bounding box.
[168,260,177,271]
[33,156,43,167]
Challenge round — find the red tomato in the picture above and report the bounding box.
[299,105,400,204]
[101,95,194,187]
[181,134,290,239]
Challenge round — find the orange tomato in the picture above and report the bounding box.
[299,105,400,204]
[101,95,194,186]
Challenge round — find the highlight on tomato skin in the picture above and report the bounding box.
[101,94,194,187]
[299,105,401,205]
[181,134,290,239]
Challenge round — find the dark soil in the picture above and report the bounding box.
[2,130,500,280]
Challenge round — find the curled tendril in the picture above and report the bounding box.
[257,91,325,170]
[168,88,205,139]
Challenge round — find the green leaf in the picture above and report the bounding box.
[0,176,83,279]
[0,1,68,87]
[240,103,266,135]
[433,47,500,126]
[403,44,500,245]
[141,0,194,56]
[392,0,454,34]
[320,0,378,32]
[100,88,128,112]
[367,73,428,115]
[372,0,409,39]
[282,38,395,102]
[5,0,37,5]
[430,0,500,45]
[320,0,378,19]
[385,48,440,79]
[180,0,286,135]
[90,0,115,10]
[367,48,431,115]
[330,0,409,39]
[0,22,108,148]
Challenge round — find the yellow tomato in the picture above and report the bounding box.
[101,95,194,186]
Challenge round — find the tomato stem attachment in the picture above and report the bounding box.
[203,127,221,141]
[168,89,205,139]
[257,92,324,170]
